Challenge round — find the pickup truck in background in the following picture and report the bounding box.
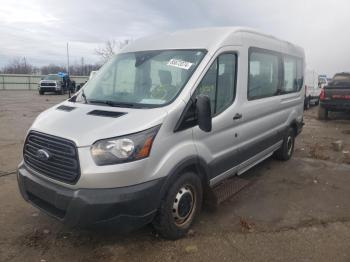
[318,72,350,119]
[38,73,75,95]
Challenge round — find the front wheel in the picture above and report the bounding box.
[274,127,295,161]
[153,172,203,240]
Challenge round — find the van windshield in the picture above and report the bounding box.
[80,50,206,108]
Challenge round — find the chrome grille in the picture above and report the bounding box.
[41,82,56,87]
[23,131,80,183]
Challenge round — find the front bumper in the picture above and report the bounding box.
[17,163,164,230]
[39,86,59,92]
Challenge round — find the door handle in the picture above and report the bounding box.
[233,113,242,120]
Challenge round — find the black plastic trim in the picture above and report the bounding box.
[87,110,126,118]
[208,130,284,179]
[18,164,164,229]
[159,156,211,200]
[23,131,81,184]
[56,105,76,112]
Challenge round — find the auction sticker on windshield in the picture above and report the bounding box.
[167,59,193,70]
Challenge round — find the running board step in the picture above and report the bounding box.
[212,176,251,205]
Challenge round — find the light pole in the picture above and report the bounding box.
[66,42,70,75]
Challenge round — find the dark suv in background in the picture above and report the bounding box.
[318,72,350,119]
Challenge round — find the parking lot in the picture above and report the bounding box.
[1,90,350,262]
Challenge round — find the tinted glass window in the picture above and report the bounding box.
[196,53,236,115]
[248,51,279,99]
[282,56,297,93]
[216,54,236,113]
[197,60,217,113]
[296,59,304,91]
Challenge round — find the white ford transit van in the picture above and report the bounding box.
[304,68,321,109]
[18,27,305,239]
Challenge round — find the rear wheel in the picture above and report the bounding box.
[318,106,328,120]
[39,90,44,95]
[274,127,295,161]
[315,98,320,106]
[153,172,203,240]
[304,96,310,110]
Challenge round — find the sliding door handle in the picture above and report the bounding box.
[233,113,242,120]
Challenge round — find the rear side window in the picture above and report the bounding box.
[196,53,237,115]
[282,56,297,93]
[282,56,303,93]
[296,59,304,91]
[248,51,279,100]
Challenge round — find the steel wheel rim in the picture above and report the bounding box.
[172,184,196,227]
[287,136,293,156]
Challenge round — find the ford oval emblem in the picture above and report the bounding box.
[36,149,51,161]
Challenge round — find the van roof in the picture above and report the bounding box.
[121,27,304,56]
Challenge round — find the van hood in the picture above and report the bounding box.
[30,101,168,147]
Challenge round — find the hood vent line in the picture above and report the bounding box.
[56,105,76,112]
[87,110,126,118]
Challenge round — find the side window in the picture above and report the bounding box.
[196,53,236,115]
[197,60,217,113]
[282,56,297,93]
[248,51,279,100]
[296,59,304,91]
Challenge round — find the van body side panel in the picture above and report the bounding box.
[192,46,243,181]
[195,36,304,185]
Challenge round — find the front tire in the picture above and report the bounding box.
[274,127,295,161]
[318,106,328,120]
[153,172,203,240]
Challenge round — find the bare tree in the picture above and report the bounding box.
[95,39,130,62]
[1,57,35,74]
[1,56,101,76]
[40,64,66,75]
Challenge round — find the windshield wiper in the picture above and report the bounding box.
[88,99,135,108]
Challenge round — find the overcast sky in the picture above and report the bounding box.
[0,0,349,76]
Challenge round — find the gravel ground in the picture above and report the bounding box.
[1,90,350,262]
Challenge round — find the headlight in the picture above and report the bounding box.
[90,125,160,165]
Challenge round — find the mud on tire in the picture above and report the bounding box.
[152,172,203,240]
[274,127,295,161]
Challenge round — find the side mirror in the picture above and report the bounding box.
[196,95,212,132]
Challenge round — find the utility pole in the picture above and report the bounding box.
[66,42,70,75]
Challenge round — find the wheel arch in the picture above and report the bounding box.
[289,117,304,137]
[159,156,211,201]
